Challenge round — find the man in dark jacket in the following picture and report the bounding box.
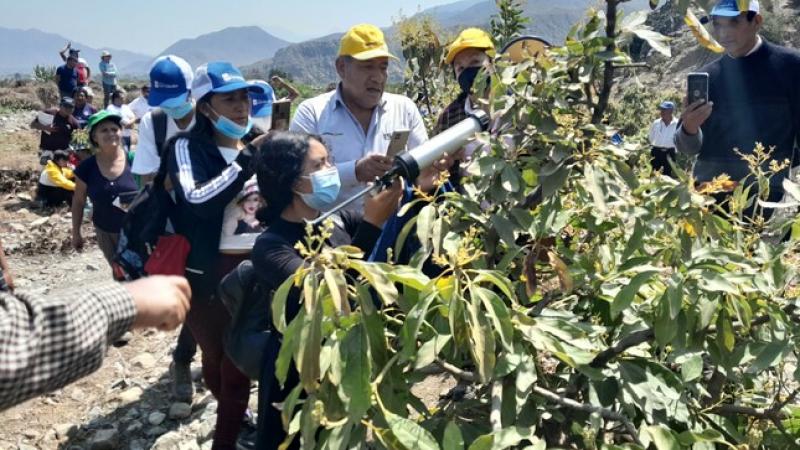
[676,0,800,214]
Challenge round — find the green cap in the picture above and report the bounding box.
[86,110,122,135]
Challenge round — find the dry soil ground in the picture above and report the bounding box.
[0,109,454,450]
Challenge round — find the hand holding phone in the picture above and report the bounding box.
[271,100,291,131]
[386,129,410,159]
[687,72,709,105]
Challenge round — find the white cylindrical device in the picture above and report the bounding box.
[394,110,489,181]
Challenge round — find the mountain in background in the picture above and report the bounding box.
[0,27,151,76]
[243,0,651,85]
[141,26,290,73]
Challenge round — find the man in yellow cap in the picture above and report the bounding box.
[290,23,430,212]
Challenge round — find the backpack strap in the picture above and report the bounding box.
[152,108,168,159]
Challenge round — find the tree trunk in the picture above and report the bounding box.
[591,0,619,124]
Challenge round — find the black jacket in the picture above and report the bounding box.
[679,40,800,189]
[167,135,255,297]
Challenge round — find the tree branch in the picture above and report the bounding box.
[710,404,787,421]
[531,386,642,446]
[590,329,654,368]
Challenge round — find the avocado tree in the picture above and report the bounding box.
[269,3,800,449]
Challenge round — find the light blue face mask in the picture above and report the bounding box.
[208,106,253,140]
[161,100,193,119]
[298,166,341,210]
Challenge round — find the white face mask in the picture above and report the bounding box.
[252,115,272,132]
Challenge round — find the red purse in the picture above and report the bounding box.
[143,235,191,276]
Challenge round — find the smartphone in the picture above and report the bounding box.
[271,100,291,131]
[386,129,411,159]
[687,72,709,105]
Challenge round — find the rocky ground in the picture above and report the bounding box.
[0,108,455,449]
[0,108,239,450]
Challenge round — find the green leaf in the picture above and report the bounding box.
[679,352,703,382]
[611,270,659,318]
[467,296,496,382]
[276,309,304,386]
[297,296,323,392]
[630,28,671,57]
[349,260,399,305]
[472,271,517,304]
[385,411,441,450]
[491,426,536,448]
[500,165,521,192]
[645,424,680,450]
[748,340,788,374]
[467,435,493,450]
[417,204,436,251]
[339,324,372,420]
[697,271,740,295]
[281,384,304,430]
[358,283,389,368]
[472,285,514,350]
[387,265,432,291]
[399,291,439,362]
[490,214,517,248]
[716,309,735,353]
[271,271,297,333]
[415,334,452,370]
[442,421,464,450]
[584,164,608,215]
[324,268,348,315]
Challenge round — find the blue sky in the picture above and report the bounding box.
[1,0,458,55]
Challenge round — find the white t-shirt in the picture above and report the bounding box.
[128,96,152,120]
[648,118,679,148]
[131,110,196,175]
[105,104,137,138]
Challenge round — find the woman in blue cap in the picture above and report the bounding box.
[163,61,265,450]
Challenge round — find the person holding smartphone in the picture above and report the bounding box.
[675,0,800,216]
[289,24,429,213]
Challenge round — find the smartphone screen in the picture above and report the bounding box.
[687,72,709,105]
[271,100,291,131]
[386,130,411,159]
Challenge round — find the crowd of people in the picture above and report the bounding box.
[2,1,800,448]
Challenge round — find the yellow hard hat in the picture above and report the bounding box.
[338,24,397,60]
[445,28,496,64]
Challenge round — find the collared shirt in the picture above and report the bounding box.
[0,283,136,411]
[649,117,679,148]
[744,35,763,57]
[290,85,428,212]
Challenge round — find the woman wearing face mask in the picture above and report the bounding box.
[249,131,402,448]
[164,61,265,450]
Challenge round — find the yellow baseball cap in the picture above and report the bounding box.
[338,24,397,60]
[445,28,496,64]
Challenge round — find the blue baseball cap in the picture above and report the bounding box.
[148,55,193,108]
[191,62,265,102]
[658,101,675,110]
[711,0,760,17]
[249,80,275,118]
